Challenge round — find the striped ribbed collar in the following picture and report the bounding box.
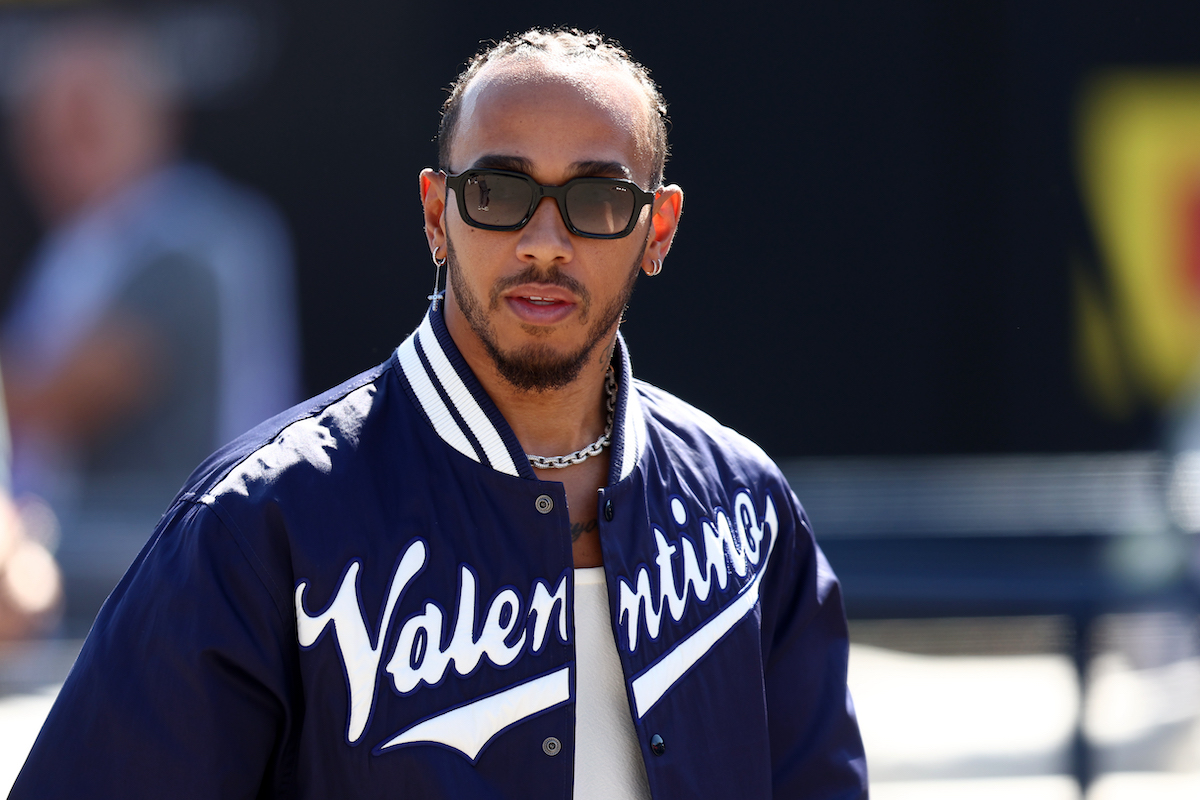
[394,303,647,483]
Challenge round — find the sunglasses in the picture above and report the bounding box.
[443,168,657,239]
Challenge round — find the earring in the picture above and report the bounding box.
[647,258,663,277]
[429,245,447,307]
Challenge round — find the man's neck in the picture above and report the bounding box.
[493,363,612,463]
[441,297,616,462]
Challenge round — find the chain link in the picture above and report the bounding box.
[527,366,617,470]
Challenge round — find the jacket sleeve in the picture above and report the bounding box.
[760,486,869,799]
[10,497,299,799]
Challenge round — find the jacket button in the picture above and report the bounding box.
[542,736,561,756]
[604,499,614,521]
[535,495,554,514]
[650,733,665,756]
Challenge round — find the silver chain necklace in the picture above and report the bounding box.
[527,366,617,470]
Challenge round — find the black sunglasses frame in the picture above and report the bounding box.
[442,168,657,239]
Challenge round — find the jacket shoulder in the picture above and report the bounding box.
[179,359,398,503]
[634,379,782,483]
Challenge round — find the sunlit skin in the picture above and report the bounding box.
[420,56,683,566]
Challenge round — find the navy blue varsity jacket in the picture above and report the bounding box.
[12,305,868,798]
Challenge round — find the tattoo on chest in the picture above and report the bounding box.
[569,519,598,542]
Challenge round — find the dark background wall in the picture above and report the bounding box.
[3,0,1195,460]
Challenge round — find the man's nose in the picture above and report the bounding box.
[516,197,574,263]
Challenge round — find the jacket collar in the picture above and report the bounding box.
[394,303,646,484]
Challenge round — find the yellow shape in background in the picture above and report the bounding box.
[1078,72,1200,407]
[1073,259,1133,419]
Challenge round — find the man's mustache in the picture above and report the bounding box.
[488,265,591,311]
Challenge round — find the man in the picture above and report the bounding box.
[11,28,867,798]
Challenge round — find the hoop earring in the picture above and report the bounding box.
[429,246,447,308]
[647,258,663,277]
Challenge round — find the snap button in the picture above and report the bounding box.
[542,736,561,756]
[535,495,554,514]
[650,733,665,756]
[604,499,614,521]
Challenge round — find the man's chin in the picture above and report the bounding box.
[485,342,594,393]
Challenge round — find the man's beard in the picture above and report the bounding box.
[446,237,643,392]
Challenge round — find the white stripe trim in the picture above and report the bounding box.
[416,317,520,477]
[377,666,571,762]
[396,332,477,462]
[618,382,646,482]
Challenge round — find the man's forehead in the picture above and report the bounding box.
[466,53,644,103]
[452,55,655,179]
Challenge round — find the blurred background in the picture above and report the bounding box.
[0,0,1198,797]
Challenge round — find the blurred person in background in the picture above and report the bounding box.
[0,16,301,537]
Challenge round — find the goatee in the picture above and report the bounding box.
[446,238,642,392]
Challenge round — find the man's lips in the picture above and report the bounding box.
[504,287,577,324]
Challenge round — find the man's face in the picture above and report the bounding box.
[428,59,671,392]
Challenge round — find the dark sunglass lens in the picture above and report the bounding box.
[565,181,636,235]
[462,173,532,227]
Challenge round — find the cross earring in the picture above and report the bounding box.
[429,246,447,308]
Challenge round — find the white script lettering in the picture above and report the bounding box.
[617,490,777,651]
[295,539,568,744]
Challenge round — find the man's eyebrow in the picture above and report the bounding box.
[567,161,633,180]
[465,156,634,182]
[469,154,534,173]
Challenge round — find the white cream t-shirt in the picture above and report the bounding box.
[572,566,652,800]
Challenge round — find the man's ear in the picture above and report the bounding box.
[420,168,447,255]
[642,185,683,275]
